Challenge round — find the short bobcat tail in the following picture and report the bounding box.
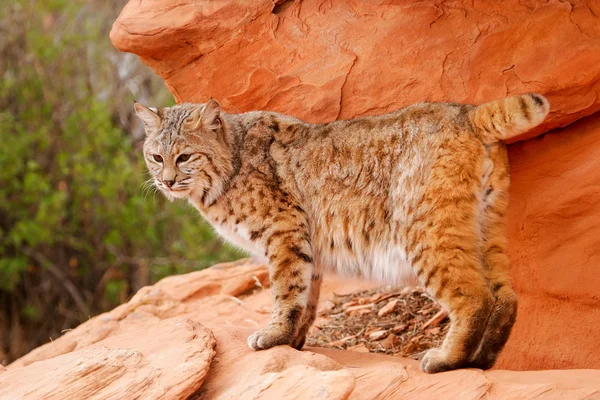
[469,93,550,143]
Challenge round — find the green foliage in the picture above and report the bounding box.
[0,0,242,363]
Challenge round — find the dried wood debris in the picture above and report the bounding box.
[307,287,450,360]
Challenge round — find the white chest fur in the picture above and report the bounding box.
[188,198,267,262]
[212,220,267,262]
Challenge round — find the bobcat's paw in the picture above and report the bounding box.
[248,323,292,350]
[420,348,465,374]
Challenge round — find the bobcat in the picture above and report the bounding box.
[134,94,549,373]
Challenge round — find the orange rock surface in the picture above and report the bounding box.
[502,112,600,370]
[5,260,600,399]
[110,0,600,142]
[1,317,216,399]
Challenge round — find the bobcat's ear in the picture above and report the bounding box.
[200,99,222,131]
[134,102,161,133]
[185,104,203,130]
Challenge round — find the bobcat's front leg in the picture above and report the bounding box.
[247,207,314,351]
[291,271,322,350]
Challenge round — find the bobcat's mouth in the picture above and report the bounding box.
[162,188,189,200]
[156,181,190,199]
[164,187,189,194]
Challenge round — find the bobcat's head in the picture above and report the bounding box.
[134,99,233,205]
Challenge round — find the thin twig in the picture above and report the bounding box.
[23,248,89,317]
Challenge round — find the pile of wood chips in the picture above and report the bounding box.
[307,287,449,360]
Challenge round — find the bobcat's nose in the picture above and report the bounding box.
[163,179,175,188]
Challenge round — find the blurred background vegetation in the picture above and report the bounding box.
[0,0,241,364]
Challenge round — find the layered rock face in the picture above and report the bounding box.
[108,0,600,371]
[504,113,600,370]
[111,0,600,141]
[4,260,600,399]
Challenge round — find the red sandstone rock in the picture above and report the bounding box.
[4,261,600,399]
[500,111,600,370]
[0,317,215,400]
[110,0,600,141]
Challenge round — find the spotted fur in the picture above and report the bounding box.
[135,93,549,373]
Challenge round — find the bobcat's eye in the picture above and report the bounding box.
[152,154,163,163]
[177,154,191,163]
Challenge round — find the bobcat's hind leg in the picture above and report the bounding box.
[413,226,494,373]
[406,140,494,374]
[468,145,518,370]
